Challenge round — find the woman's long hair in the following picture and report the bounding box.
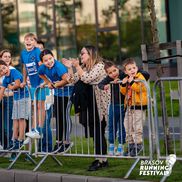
[84,45,103,71]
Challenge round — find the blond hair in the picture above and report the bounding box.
[122,57,137,70]
[84,45,103,71]
[24,32,37,41]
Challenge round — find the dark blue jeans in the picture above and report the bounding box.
[108,104,126,144]
[0,96,13,148]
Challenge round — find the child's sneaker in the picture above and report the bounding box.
[9,153,17,162]
[130,144,143,157]
[9,140,23,150]
[123,143,134,156]
[108,144,114,156]
[23,137,31,145]
[7,140,15,151]
[115,144,123,156]
[26,129,41,139]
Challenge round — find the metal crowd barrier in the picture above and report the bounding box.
[0,86,36,169]
[153,77,182,159]
[153,77,182,182]
[31,80,153,177]
[2,77,181,180]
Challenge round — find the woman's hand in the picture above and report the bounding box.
[72,58,80,68]
[62,58,72,68]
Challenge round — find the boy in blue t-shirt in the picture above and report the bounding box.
[20,33,45,139]
[0,60,30,150]
[38,49,73,154]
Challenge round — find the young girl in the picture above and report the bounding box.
[0,49,14,149]
[38,49,73,154]
[0,60,30,150]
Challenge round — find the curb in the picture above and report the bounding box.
[0,169,151,182]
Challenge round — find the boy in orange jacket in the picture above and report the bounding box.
[120,58,148,157]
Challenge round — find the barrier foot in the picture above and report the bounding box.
[7,151,22,170]
[51,155,63,166]
[124,158,140,179]
[160,175,168,182]
[33,154,49,172]
[25,153,37,165]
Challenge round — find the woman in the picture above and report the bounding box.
[63,45,110,171]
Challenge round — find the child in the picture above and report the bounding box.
[35,39,53,152]
[120,58,148,157]
[36,39,45,51]
[98,61,126,156]
[0,60,30,150]
[38,49,73,154]
[0,49,14,149]
[20,32,45,139]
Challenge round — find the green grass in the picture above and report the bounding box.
[1,155,182,182]
[0,138,182,182]
[150,80,179,117]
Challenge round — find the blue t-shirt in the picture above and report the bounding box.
[38,60,73,96]
[2,69,29,100]
[21,47,43,88]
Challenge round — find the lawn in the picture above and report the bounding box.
[0,154,182,182]
[0,137,182,182]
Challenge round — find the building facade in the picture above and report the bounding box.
[0,0,180,71]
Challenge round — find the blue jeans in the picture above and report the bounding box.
[108,104,126,144]
[0,96,13,148]
[40,106,53,152]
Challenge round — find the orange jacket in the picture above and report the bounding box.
[120,72,148,108]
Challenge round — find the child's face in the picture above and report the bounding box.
[0,64,10,76]
[36,43,44,51]
[24,36,36,51]
[1,52,11,66]
[124,63,138,77]
[42,54,55,69]
[106,65,119,79]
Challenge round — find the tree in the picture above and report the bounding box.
[148,0,172,154]
[0,2,19,54]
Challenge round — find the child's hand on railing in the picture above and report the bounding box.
[20,82,26,88]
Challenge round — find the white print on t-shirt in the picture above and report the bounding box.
[26,62,38,76]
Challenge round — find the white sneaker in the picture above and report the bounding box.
[23,137,31,145]
[26,130,41,139]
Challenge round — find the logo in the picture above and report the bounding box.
[139,154,176,176]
